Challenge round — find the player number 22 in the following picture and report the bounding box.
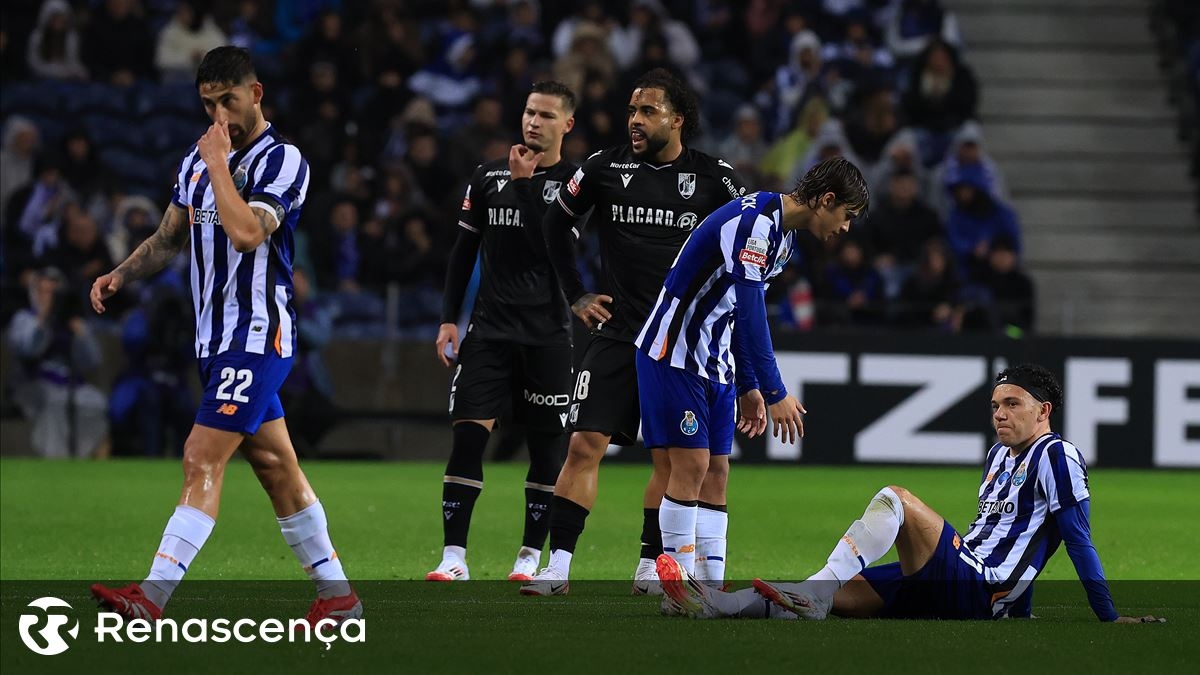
[216,367,253,403]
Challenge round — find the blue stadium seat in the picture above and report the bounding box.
[0,82,55,117]
[83,114,144,152]
[59,81,130,117]
[142,115,204,154]
[100,148,166,189]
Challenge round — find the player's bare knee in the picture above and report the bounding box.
[181,444,224,484]
[566,432,607,465]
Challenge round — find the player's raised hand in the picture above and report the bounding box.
[571,292,613,329]
[1115,615,1167,623]
[508,144,544,180]
[767,394,807,444]
[197,119,232,165]
[435,322,461,368]
[737,389,767,438]
[90,270,124,314]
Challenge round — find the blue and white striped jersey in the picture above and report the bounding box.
[170,124,308,359]
[635,191,793,384]
[962,432,1092,611]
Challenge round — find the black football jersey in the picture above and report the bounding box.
[459,158,579,345]
[556,145,748,342]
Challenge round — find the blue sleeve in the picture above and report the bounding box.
[1055,499,1119,622]
[733,282,787,404]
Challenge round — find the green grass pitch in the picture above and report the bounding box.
[1,458,1196,674]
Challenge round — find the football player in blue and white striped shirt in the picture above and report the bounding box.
[658,364,1165,624]
[88,47,360,626]
[636,157,869,584]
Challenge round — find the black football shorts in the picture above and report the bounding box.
[567,335,641,445]
[449,335,573,432]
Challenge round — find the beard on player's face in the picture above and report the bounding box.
[631,131,669,159]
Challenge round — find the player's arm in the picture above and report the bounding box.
[197,120,281,253]
[732,281,804,442]
[508,144,554,260]
[437,169,486,366]
[1053,499,1123,621]
[543,161,610,327]
[91,204,190,314]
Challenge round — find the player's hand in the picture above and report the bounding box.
[197,119,232,166]
[435,322,460,367]
[1114,615,1167,623]
[737,389,767,438]
[508,144,544,180]
[767,394,806,444]
[90,270,124,314]
[572,293,613,329]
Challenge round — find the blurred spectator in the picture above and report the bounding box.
[610,0,701,83]
[0,117,40,225]
[155,0,228,84]
[499,0,547,58]
[6,267,109,458]
[404,129,457,209]
[861,168,944,291]
[108,267,193,456]
[44,202,114,300]
[274,0,343,46]
[448,96,505,180]
[104,194,160,264]
[13,154,76,261]
[867,127,926,201]
[317,198,364,294]
[554,20,617,95]
[293,61,350,186]
[716,104,768,183]
[550,1,620,60]
[279,267,339,457]
[945,163,1022,277]
[798,119,861,181]
[928,121,1009,219]
[26,0,87,81]
[821,10,894,77]
[573,71,626,150]
[392,210,445,331]
[977,235,1035,334]
[886,0,962,63]
[408,31,483,134]
[57,130,107,208]
[844,82,899,167]
[295,10,359,91]
[897,238,962,331]
[903,39,978,163]
[820,235,884,326]
[761,29,824,139]
[760,96,829,190]
[83,0,154,87]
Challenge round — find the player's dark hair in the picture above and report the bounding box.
[790,157,870,215]
[632,67,700,141]
[195,46,257,89]
[530,80,577,113]
[995,363,1064,412]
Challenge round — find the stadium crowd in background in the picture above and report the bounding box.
[0,0,1040,455]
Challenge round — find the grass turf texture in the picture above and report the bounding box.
[1,459,1196,674]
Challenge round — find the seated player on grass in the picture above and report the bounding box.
[658,364,1166,623]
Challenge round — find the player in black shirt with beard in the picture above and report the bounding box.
[427,82,579,583]
[521,69,749,596]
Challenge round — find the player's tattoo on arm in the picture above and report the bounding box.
[114,205,190,282]
[252,206,277,239]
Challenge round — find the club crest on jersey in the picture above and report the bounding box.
[678,173,696,199]
[232,165,248,190]
[543,180,561,203]
[1012,462,1028,487]
[680,410,699,436]
[569,403,580,425]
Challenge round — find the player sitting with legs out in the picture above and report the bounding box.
[522,68,749,596]
[427,82,579,582]
[638,158,867,606]
[658,364,1166,624]
[89,47,360,625]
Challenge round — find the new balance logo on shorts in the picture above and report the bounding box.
[215,403,239,416]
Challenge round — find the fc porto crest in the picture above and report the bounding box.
[680,410,699,436]
[543,180,562,203]
[677,172,696,199]
[1011,462,1028,487]
[232,164,249,190]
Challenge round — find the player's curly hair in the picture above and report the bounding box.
[790,157,870,215]
[632,68,700,141]
[996,363,1064,412]
[195,46,257,89]
[530,80,577,113]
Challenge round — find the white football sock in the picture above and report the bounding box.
[278,500,351,599]
[813,487,905,586]
[547,548,573,577]
[443,545,467,563]
[659,496,699,575]
[143,505,215,609]
[695,505,728,587]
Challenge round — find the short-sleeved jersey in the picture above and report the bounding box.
[556,145,748,342]
[962,432,1092,612]
[458,157,579,345]
[635,191,793,384]
[171,124,308,359]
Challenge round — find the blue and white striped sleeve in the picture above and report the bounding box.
[248,144,310,228]
[1036,440,1091,512]
[721,208,775,286]
[171,145,198,209]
